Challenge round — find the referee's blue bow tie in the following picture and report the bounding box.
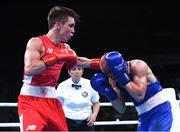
[72,84,81,89]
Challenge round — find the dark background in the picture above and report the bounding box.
[0,0,180,131]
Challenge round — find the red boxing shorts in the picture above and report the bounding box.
[18,95,68,131]
[17,84,68,131]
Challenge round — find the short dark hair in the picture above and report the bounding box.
[68,66,84,72]
[47,6,80,29]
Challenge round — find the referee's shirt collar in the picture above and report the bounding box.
[71,79,82,90]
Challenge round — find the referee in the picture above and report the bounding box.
[56,66,100,131]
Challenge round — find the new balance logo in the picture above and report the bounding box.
[26,124,37,130]
[47,48,53,53]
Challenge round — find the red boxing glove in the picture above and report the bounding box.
[90,58,100,70]
[42,52,59,66]
[42,50,77,67]
[64,49,78,69]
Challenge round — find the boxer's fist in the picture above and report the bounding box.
[90,73,117,101]
[90,58,100,70]
[101,51,130,86]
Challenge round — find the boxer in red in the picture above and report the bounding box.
[18,6,100,131]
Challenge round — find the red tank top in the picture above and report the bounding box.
[23,35,73,87]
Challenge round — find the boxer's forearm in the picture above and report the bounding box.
[77,57,100,69]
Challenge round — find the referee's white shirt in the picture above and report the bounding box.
[56,77,100,120]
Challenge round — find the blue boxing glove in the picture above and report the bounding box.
[90,73,117,101]
[104,51,130,86]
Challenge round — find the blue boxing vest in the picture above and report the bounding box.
[123,80,172,131]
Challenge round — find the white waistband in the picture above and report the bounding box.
[20,83,57,98]
[135,91,168,115]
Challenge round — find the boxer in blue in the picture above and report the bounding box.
[91,51,173,131]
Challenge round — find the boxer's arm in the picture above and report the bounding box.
[109,78,126,113]
[111,98,126,114]
[91,73,126,113]
[77,57,100,69]
[123,61,148,102]
[24,38,46,76]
